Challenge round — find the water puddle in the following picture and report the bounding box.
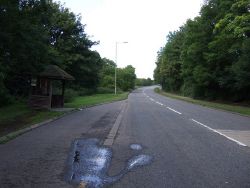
[65,138,152,188]
[130,144,143,150]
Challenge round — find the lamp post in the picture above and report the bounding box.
[115,41,128,95]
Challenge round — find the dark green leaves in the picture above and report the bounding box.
[154,0,250,101]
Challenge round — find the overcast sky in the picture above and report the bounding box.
[61,0,204,79]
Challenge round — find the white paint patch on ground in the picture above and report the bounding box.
[191,119,247,147]
[216,130,250,147]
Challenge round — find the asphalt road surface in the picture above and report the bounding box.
[0,86,250,188]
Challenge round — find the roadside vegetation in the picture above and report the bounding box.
[0,1,136,140]
[154,0,250,104]
[0,0,136,107]
[155,88,250,116]
[65,93,128,108]
[135,78,154,87]
[0,102,63,142]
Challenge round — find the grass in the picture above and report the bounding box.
[0,102,62,123]
[0,102,30,122]
[0,92,129,143]
[65,92,129,108]
[155,88,250,116]
[0,104,63,144]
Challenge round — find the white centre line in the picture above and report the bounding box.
[156,101,164,106]
[147,96,182,115]
[166,107,182,115]
[191,119,247,147]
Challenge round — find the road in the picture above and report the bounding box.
[109,86,250,188]
[0,86,250,187]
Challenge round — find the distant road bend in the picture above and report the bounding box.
[0,86,250,187]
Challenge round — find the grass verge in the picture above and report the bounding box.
[0,107,63,144]
[65,92,129,108]
[155,88,250,116]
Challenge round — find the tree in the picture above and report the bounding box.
[136,78,153,86]
[99,58,116,89]
[117,65,136,91]
[154,0,250,101]
[0,0,103,105]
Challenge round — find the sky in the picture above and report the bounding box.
[61,0,204,79]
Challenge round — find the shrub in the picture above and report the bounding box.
[64,89,79,103]
[0,82,13,107]
[78,88,96,96]
[97,87,114,94]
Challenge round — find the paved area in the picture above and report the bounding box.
[0,86,250,188]
[109,87,250,188]
[0,101,124,188]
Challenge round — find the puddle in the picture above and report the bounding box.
[127,154,152,170]
[65,138,152,188]
[130,144,143,150]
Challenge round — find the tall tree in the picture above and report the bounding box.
[0,0,102,104]
[154,0,250,101]
[99,58,116,89]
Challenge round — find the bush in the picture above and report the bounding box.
[64,89,79,103]
[116,88,123,94]
[0,82,13,107]
[97,87,114,94]
[78,88,96,96]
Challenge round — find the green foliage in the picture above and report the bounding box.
[154,0,250,101]
[136,78,153,86]
[64,89,79,103]
[99,58,116,89]
[65,93,129,108]
[99,58,136,92]
[77,87,96,96]
[117,65,136,91]
[0,77,12,107]
[97,87,114,94]
[0,0,102,106]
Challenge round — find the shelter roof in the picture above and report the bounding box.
[40,65,74,81]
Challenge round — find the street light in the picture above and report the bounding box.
[115,41,128,95]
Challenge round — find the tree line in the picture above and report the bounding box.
[136,78,154,87]
[154,0,249,102]
[0,0,136,107]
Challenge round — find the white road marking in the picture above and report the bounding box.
[150,98,155,102]
[166,107,182,115]
[191,119,247,147]
[156,101,164,106]
[146,96,182,115]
